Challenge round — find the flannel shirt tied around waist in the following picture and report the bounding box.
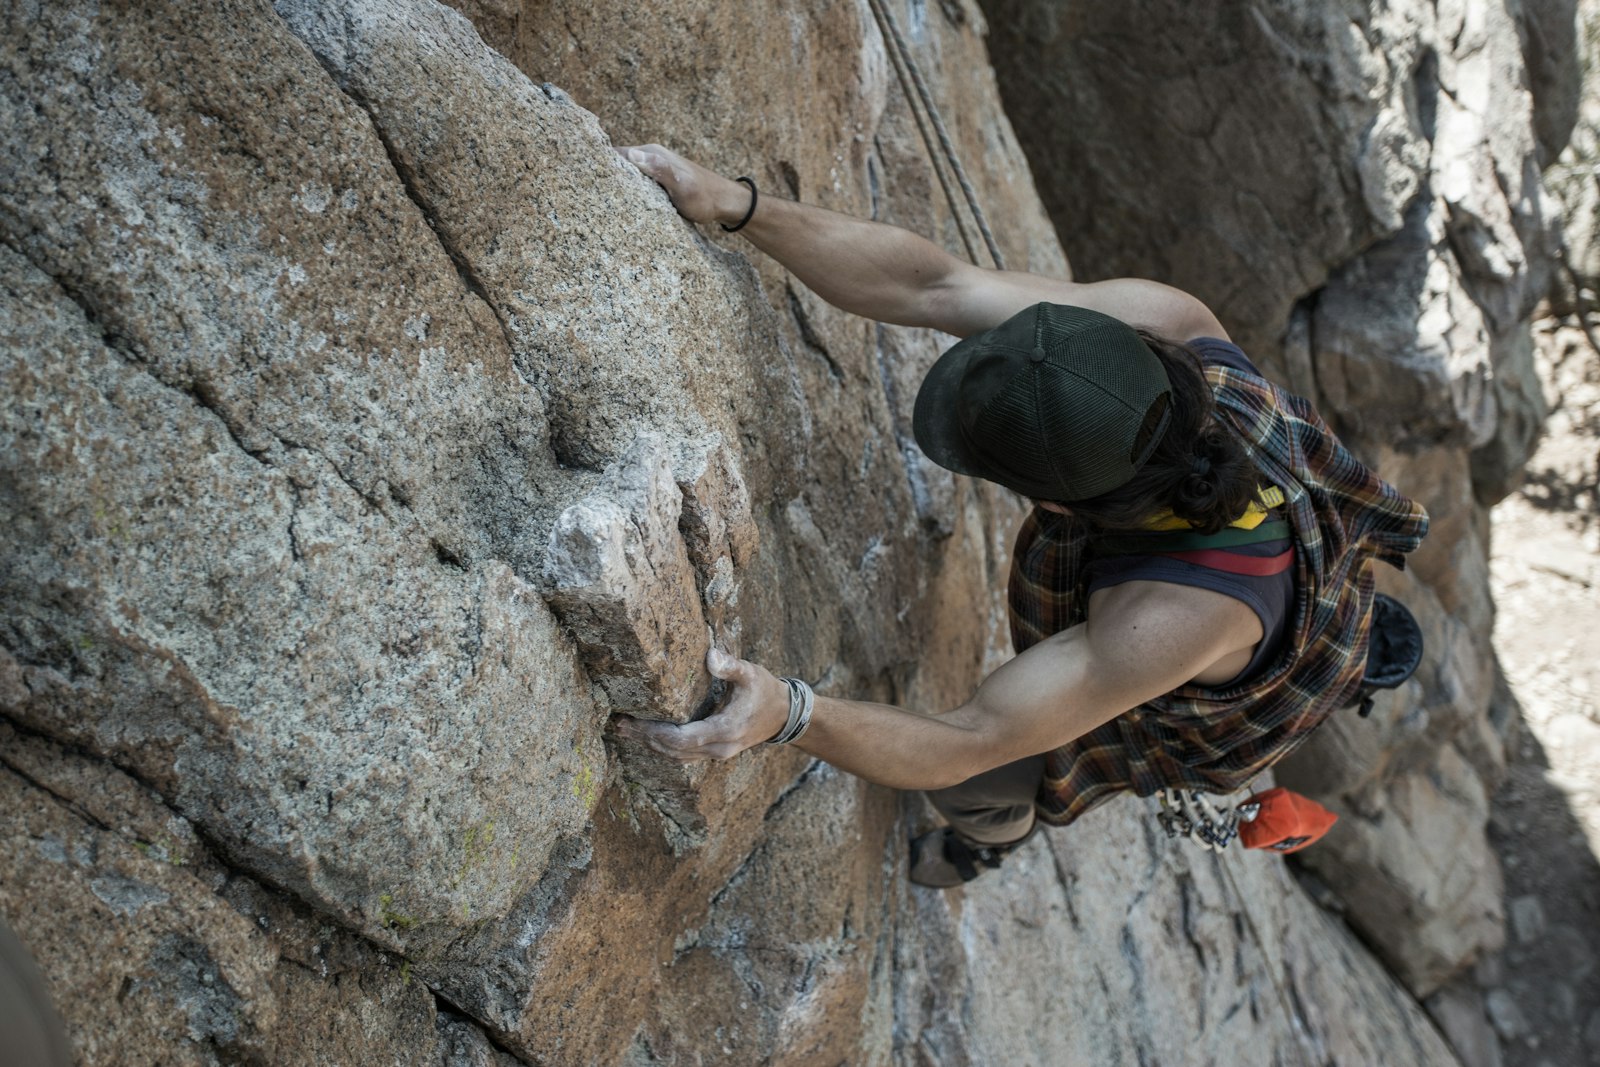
[1009,362,1430,827]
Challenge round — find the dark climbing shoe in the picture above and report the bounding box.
[908,824,1036,888]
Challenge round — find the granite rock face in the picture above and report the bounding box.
[1547,0,1600,307]
[0,723,501,1066]
[979,0,1579,999]
[0,0,1547,1062]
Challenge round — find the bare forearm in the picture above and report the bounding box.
[727,194,1227,341]
[622,144,1228,343]
[792,694,987,790]
[716,191,961,329]
[614,650,999,790]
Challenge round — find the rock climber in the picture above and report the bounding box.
[609,145,1429,887]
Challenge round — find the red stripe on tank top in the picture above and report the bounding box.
[1151,547,1296,576]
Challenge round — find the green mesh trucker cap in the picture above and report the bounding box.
[912,303,1173,502]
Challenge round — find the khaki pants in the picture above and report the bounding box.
[926,753,1045,846]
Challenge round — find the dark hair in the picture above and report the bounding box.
[1057,332,1259,534]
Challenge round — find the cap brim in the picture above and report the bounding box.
[912,332,990,481]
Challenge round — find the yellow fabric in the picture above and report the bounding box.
[1143,485,1286,531]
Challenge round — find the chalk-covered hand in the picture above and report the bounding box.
[615,144,751,228]
[612,648,791,762]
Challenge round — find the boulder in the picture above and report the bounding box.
[0,0,1507,1061]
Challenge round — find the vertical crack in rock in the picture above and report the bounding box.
[0,229,139,365]
[1045,836,1083,930]
[3,718,546,1060]
[867,142,885,220]
[873,321,953,537]
[1177,876,1208,973]
[272,5,535,395]
[267,431,389,515]
[697,759,825,919]
[1118,924,1157,1067]
[700,850,760,932]
[1,231,273,469]
[0,739,114,835]
[871,322,909,449]
[432,994,530,1065]
[285,484,307,567]
[617,778,707,855]
[1282,962,1319,1063]
[761,757,827,822]
[786,283,846,382]
[181,377,269,466]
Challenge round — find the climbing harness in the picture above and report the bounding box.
[1156,786,1338,854]
[1152,593,1422,854]
[864,0,1006,271]
[1156,787,1262,852]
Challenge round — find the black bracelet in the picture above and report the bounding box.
[720,176,758,233]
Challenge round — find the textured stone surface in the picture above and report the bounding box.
[1547,0,1600,307]
[0,722,511,1066]
[0,0,1556,1062]
[0,0,623,974]
[903,792,1459,1067]
[1296,744,1506,992]
[1,0,1022,1059]
[1427,979,1507,1067]
[1520,0,1584,164]
[543,436,718,719]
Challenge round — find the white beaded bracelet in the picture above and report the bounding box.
[767,678,802,744]
[768,678,815,745]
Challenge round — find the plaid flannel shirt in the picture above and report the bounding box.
[1009,361,1429,827]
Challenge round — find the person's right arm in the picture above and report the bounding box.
[612,578,1263,789]
[618,144,1228,342]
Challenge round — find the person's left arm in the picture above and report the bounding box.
[612,583,1260,790]
[616,143,1229,343]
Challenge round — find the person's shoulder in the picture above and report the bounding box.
[1185,335,1264,377]
[1085,579,1263,668]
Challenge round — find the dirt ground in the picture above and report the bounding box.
[1486,314,1600,1067]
